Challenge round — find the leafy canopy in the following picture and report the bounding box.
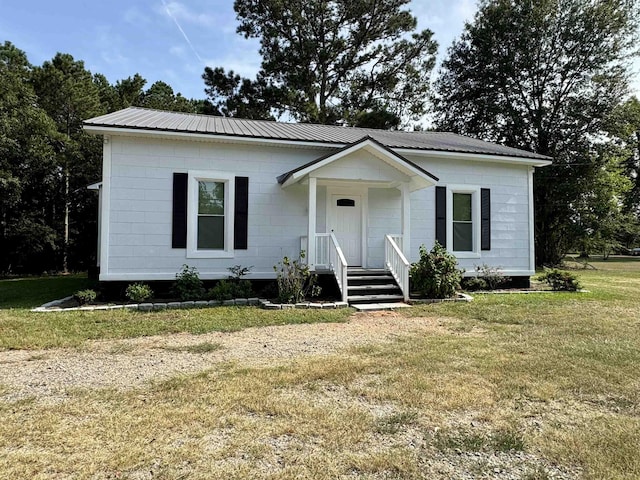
[433,0,639,265]
[203,0,437,125]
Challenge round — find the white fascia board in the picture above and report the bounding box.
[395,148,552,168]
[83,125,338,150]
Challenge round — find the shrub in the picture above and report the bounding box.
[463,264,508,291]
[463,276,488,291]
[273,251,321,304]
[537,268,582,291]
[73,289,97,305]
[208,265,254,301]
[173,264,205,301]
[409,242,462,299]
[125,283,154,303]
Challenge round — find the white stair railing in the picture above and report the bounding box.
[385,234,410,301]
[315,233,330,269]
[328,233,348,302]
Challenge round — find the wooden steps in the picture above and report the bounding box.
[346,268,405,306]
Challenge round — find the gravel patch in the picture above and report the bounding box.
[0,311,447,401]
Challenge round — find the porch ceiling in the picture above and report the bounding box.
[277,136,439,191]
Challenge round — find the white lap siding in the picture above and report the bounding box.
[105,136,325,280]
[407,156,532,276]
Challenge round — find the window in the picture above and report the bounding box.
[187,171,234,258]
[453,193,473,251]
[445,186,481,258]
[197,181,225,249]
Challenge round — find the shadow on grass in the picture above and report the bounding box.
[0,274,92,309]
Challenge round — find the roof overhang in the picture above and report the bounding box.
[395,148,552,168]
[84,124,552,168]
[277,136,439,191]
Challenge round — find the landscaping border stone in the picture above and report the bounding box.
[32,297,275,313]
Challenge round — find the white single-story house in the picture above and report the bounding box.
[83,107,551,303]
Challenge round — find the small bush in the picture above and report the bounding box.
[463,264,508,291]
[73,289,97,305]
[410,242,462,299]
[125,283,154,303]
[207,265,254,301]
[537,268,581,291]
[463,276,488,291]
[173,264,205,301]
[274,251,321,304]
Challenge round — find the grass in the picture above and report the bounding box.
[0,257,639,478]
[0,306,351,350]
[0,274,352,350]
[0,274,91,309]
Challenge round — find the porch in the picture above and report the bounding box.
[277,136,439,305]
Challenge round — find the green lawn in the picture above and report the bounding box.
[0,274,92,309]
[0,259,639,478]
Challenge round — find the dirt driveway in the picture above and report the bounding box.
[0,311,448,401]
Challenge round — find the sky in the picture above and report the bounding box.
[1,0,639,101]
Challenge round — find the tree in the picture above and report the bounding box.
[606,97,640,215]
[203,67,277,119]
[204,0,437,125]
[140,81,197,113]
[0,42,59,273]
[433,0,639,266]
[31,53,105,272]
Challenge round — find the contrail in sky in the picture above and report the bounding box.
[160,0,204,64]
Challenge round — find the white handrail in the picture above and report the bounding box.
[385,234,410,301]
[388,234,403,251]
[328,233,348,302]
[315,233,330,268]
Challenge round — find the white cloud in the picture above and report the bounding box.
[155,1,219,27]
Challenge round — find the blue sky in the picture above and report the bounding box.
[2,0,639,100]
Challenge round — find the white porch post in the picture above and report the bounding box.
[401,183,411,261]
[307,177,317,269]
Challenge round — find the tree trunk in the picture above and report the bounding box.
[63,167,69,274]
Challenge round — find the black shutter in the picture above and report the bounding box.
[435,186,447,247]
[481,188,491,250]
[234,176,249,250]
[172,173,188,248]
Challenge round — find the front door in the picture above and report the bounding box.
[329,194,362,266]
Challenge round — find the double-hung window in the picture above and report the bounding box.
[187,171,234,258]
[197,181,225,249]
[453,193,473,252]
[446,185,481,258]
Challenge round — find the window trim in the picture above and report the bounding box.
[187,170,235,258]
[446,185,481,258]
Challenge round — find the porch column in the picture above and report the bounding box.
[401,183,411,261]
[307,177,317,269]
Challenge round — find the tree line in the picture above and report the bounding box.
[1,0,639,274]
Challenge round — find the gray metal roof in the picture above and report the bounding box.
[84,107,551,161]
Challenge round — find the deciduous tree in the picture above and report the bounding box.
[0,42,59,273]
[433,0,639,265]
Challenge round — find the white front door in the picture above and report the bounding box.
[329,194,362,266]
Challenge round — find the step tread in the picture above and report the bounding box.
[347,294,404,302]
[348,284,400,291]
[347,275,394,281]
[347,268,389,273]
